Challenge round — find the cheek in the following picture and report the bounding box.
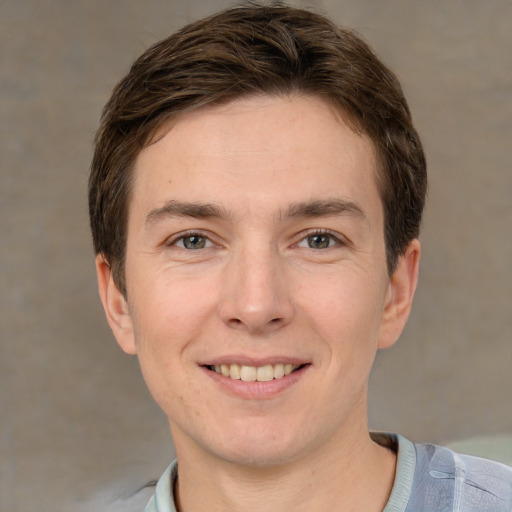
[128,278,213,413]
[127,271,219,369]
[297,270,386,349]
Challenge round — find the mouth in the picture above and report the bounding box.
[205,363,306,382]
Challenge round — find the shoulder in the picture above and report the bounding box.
[410,439,512,511]
[77,482,156,512]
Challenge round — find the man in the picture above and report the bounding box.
[89,3,512,511]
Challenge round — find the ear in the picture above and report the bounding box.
[378,239,421,349]
[95,254,137,355]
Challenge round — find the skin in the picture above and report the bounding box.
[97,94,420,511]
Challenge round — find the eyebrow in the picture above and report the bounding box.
[145,200,231,227]
[145,197,367,228]
[283,198,367,222]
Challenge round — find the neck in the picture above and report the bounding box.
[171,414,396,512]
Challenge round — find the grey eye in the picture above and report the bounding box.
[306,234,332,249]
[297,232,340,250]
[181,235,207,249]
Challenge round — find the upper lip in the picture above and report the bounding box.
[199,355,310,367]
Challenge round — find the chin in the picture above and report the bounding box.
[216,444,301,468]
[206,423,314,468]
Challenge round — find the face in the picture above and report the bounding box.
[97,95,419,467]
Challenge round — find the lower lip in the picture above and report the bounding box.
[201,365,310,400]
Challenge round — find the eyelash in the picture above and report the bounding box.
[166,229,344,251]
[167,231,215,250]
[296,229,344,249]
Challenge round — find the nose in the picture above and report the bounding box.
[218,245,295,335]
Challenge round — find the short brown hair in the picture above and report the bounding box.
[89,2,426,295]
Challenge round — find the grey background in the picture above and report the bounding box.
[1,0,511,510]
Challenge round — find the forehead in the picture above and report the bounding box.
[131,94,380,221]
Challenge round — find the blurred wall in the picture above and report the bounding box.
[1,0,511,510]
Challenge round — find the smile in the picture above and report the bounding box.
[207,363,301,382]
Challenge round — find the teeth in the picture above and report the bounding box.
[256,365,274,382]
[240,365,257,382]
[229,364,241,380]
[274,364,285,379]
[221,364,230,377]
[211,363,300,381]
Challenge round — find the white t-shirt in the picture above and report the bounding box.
[104,434,512,511]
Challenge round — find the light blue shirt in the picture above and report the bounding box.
[144,434,512,511]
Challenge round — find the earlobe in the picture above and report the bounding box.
[95,254,137,355]
[378,239,421,349]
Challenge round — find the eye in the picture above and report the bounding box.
[172,233,213,250]
[297,231,341,249]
